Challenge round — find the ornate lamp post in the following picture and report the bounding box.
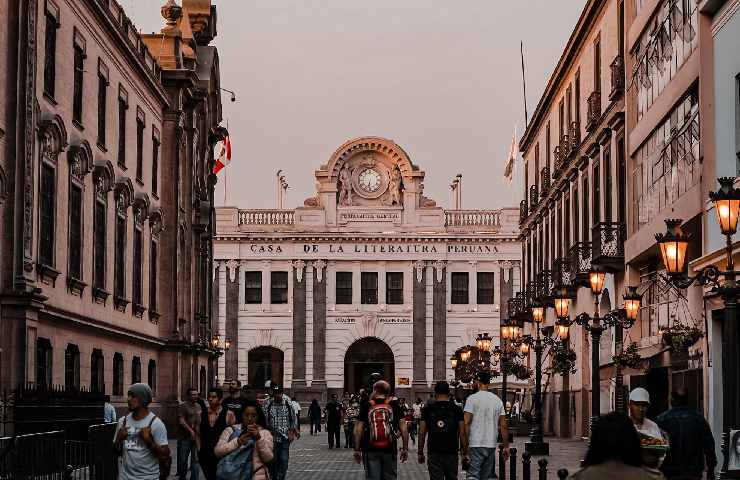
[655,178,740,478]
[525,302,549,455]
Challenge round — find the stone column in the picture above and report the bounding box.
[469,260,478,310]
[225,260,239,381]
[312,260,327,387]
[412,261,427,388]
[378,261,387,308]
[327,261,336,311]
[217,261,227,382]
[432,261,447,382]
[292,260,307,388]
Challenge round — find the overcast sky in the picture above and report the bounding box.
[128,1,585,210]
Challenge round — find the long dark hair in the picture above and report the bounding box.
[583,412,643,468]
[241,400,268,429]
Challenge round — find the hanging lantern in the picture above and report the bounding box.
[709,177,740,236]
[655,219,690,275]
[623,286,642,322]
[476,332,493,352]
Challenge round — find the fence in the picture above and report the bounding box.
[0,422,117,480]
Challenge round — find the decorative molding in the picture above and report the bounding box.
[132,303,146,318]
[114,296,130,312]
[433,260,446,283]
[414,260,425,283]
[37,263,60,286]
[293,260,306,283]
[92,287,110,305]
[313,259,326,282]
[66,276,87,297]
[226,259,238,281]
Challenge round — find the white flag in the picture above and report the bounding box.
[504,125,517,183]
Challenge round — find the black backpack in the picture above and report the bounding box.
[427,401,458,435]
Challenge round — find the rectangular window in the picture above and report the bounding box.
[114,214,126,298]
[558,99,565,138]
[39,163,56,266]
[133,227,143,306]
[64,344,80,390]
[593,162,601,224]
[113,353,123,396]
[117,91,127,167]
[68,183,83,279]
[582,174,590,241]
[73,45,84,124]
[534,145,540,190]
[477,272,495,304]
[270,271,288,304]
[594,37,601,93]
[152,133,160,196]
[573,182,580,243]
[565,193,572,249]
[91,349,104,393]
[617,137,626,224]
[575,70,581,125]
[149,240,158,311]
[148,360,157,395]
[451,272,469,304]
[604,147,612,222]
[361,272,378,304]
[386,272,404,305]
[97,80,107,146]
[336,272,353,304]
[94,199,106,289]
[566,85,573,128]
[131,356,141,384]
[43,12,57,98]
[245,271,262,304]
[36,338,52,388]
[136,117,144,181]
[546,122,551,170]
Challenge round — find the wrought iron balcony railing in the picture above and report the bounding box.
[569,121,581,153]
[536,269,555,301]
[569,241,593,287]
[553,146,563,176]
[519,199,528,223]
[586,91,601,132]
[529,184,539,209]
[591,222,625,272]
[540,166,550,197]
[609,55,624,100]
[560,134,571,160]
[553,257,575,290]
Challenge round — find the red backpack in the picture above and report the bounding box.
[368,399,396,449]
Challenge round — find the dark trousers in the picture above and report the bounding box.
[328,422,341,448]
[198,447,217,480]
[310,418,321,435]
[344,421,355,448]
[427,453,458,480]
[270,436,291,480]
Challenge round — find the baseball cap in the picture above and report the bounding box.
[629,387,650,403]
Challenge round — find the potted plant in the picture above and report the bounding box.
[509,362,533,380]
[548,346,577,375]
[660,324,704,350]
[613,342,642,369]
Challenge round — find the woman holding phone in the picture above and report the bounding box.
[215,400,274,480]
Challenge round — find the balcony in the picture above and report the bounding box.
[553,146,563,176]
[553,257,575,291]
[569,242,593,287]
[591,222,625,272]
[540,166,550,197]
[529,184,539,209]
[526,280,538,308]
[239,209,295,226]
[536,269,555,301]
[585,91,601,132]
[519,199,528,223]
[569,121,581,152]
[560,134,571,160]
[609,55,624,100]
[445,210,501,229]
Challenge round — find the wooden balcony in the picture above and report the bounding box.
[569,241,593,287]
[585,91,601,132]
[609,55,624,100]
[591,222,625,272]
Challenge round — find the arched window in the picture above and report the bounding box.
[131,356,141,384]
[91,349,104,393]
[147,359,156,395]
[36,338,53,388]
[64,344,80,390]
[248,347,284,389]
[113,353,124,396]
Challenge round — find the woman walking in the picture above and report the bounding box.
[215,400,273,480]
[308,398,322,435]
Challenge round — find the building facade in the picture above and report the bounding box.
[0,0,224,424]
[214,136,521,401]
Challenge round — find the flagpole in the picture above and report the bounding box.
[520,41,529,127]
[223,168,227,205]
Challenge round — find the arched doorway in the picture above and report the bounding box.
[344,338,394,394]
[248,347,284,389]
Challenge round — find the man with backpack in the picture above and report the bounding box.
[263,384,298,480]
[353,380,409,480]
[417,381,467,480]
[113,383,171,480]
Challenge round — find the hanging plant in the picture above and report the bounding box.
[613,342,643,369]
[548,346,577,376]
[660,324,703,351]
[509,362,533,381]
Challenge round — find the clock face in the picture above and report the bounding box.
[358,168,382,193]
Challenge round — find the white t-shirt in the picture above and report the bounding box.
[412,403,422,419]
[115,412,169,480]
[633,417,664,440]
[464,390,504,448]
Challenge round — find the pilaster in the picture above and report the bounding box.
[312,260,327,387]
[412,261,427,388]
[292,260,307,387]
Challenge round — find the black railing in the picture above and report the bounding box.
[569,121,580,153]
[536,269,555,301]
[591,222,625,272]
[569,242,593,286]
[520,199,528,223]
[553,257,574,290]
[530,185,539,209]
[553,146,563,176]
[560,134,570,160]
[491,446,571,480]
[540,167,550,197]
[610,55,624,100]
[586,91,601,132]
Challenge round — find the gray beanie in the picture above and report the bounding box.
[128,383,153,407]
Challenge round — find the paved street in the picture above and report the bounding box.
[169,431,587,479]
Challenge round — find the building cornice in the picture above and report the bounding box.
[214,233,520,243]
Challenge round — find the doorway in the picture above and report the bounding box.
[248,346,284,389]
[344,338,395,394]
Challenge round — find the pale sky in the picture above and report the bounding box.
[128,1,585,210]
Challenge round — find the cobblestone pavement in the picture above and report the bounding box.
[168,432,587,480]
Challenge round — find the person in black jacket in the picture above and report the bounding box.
[309,398,322,435]
[656,388,717,480]
[198,387,235,480]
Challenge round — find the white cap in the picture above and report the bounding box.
[629,387,650,403]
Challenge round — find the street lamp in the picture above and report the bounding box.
[623,286,642,322]
[589,266,607,296]
[532,303,545,324]
[476,332,493,352]
[656,219,690,275]
[556,323,570,341]
[211,334,221,349]
[553,286,571,320]
[450,355,458,370]
[711,177,740,236]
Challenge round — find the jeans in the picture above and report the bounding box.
[427,453,459,480]
[328,423,341,448]
[344,421,355,448]
[310,418,321,435]
[176,438,199,480]
[270,436,291,480]
[467,447,496,480]
[365,451,398,480]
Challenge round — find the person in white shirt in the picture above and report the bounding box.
[291,399,302,435]
[463,371,509,480]
[628,387,667,470]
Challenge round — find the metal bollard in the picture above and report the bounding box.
[522,451,532,480]
[499,444,506,480]
[509,447,518,480]
[557,468,569,479]
[537,458,548,480]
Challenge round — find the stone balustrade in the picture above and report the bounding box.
[238,209,295,226]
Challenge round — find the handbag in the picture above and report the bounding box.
[216,426,255,480]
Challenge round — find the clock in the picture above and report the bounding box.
[358,168,382,193]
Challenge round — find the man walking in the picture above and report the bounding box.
[463,371,508,480]
[657,388,717,480]
[114,383,171,480]
[418,381,466,480]
[104,395,117,423]
[344,395,360,449]
[198,387,235,480]
[223,379,247,419]
[353,380,409,480]
[325,393,344,449]
[176,387,202,480]
[263,384,299,480]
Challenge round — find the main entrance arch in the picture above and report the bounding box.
[344,337,394,394]
[248,346,284,389]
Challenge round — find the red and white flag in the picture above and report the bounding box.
[212,136,231,174]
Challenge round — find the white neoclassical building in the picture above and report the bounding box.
[214,136,521,401]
